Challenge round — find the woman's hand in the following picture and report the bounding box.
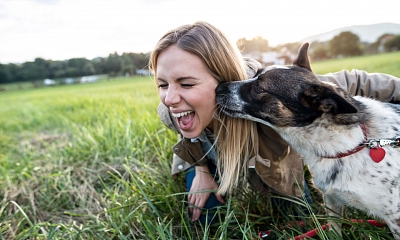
[188,165,224,222]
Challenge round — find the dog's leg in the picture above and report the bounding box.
[384,219,400,240]
[325,195,344,237]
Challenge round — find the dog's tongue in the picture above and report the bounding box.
[181,112,195,125]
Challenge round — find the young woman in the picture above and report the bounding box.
[150,21,400,224]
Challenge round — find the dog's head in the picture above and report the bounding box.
[215,43,358,127]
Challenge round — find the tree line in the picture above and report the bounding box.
[0,52,149,84]
[1,31,400,84]
[238,31,400,61]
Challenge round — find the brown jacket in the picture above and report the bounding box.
[158,69,400,197]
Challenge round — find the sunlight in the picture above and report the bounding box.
[0,0,399,63]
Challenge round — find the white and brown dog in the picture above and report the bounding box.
[216,43,400,238]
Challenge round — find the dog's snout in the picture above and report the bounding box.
[216,83,228,95]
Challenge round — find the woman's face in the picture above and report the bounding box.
[156,45,218,139]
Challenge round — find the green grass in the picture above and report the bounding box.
[0,77,184,239]
[311,51,400,76]
[0,52,399,239]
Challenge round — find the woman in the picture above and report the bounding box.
[149,21,400,224]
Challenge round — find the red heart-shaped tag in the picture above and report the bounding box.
[369,147,386,163]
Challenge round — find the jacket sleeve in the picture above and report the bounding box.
[317,69,400,103]
[171,135,192,176]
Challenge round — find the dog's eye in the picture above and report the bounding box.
[254,84,264,93]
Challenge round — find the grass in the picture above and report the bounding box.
[0,52,399,239]
[311,51,400,76]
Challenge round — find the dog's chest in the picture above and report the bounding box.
[310,150,400,214]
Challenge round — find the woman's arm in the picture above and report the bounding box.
[317,69,400,103]
[188,165,224,222]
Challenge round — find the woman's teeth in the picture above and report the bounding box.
[172,111,193,118]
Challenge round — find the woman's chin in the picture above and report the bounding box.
[180,128,202,139]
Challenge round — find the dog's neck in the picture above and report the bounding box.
[267,97,370,162]
[323,124,368,158]
[271,117,367,162]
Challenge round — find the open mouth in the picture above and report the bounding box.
[172,110,195,129]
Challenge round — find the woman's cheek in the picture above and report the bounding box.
[158,93,165,104]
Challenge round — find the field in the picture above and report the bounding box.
[311,51,400,76]
[1,52,399,239]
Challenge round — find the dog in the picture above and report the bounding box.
[216,42,400,238]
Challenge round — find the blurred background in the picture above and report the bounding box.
[1,0,400,87]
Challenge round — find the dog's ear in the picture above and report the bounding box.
[293,42,312,72]
[303,85,358,114]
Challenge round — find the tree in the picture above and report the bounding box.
[311,45,329,60]
[120,52,150,76]
[67,58,95,77]
[121,53,135,76]
[35,58,50,76]
[384,35,400,52]
[131,53,150,70]
[0,50,151,84]
[92,57,108,75]
[106,52,122,76]
[0,64,12,83]
[51,61,68,79]
[7,64,20,82]
[368,34,396,53]
[329,31,362,57]
[237,36,269,54]
[19,62,41,81]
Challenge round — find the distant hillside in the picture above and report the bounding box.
[299,22,400,44]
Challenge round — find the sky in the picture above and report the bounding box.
[1,0,400,64]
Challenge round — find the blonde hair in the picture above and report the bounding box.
[150,21,258,194]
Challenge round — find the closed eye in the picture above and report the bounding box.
[181,84,195,88]
[157,83,194,89]
[158,83,168,89]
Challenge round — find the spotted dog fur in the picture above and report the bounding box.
[216,43,400,238]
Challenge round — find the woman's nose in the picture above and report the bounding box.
[164,87,181,106]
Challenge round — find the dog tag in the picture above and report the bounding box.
[369,147,386,163]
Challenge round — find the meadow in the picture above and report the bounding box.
[1,51,399,239]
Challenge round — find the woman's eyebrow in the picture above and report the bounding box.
[176,76,199,81]
[156,77,166,82]
[157,76,200,82]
